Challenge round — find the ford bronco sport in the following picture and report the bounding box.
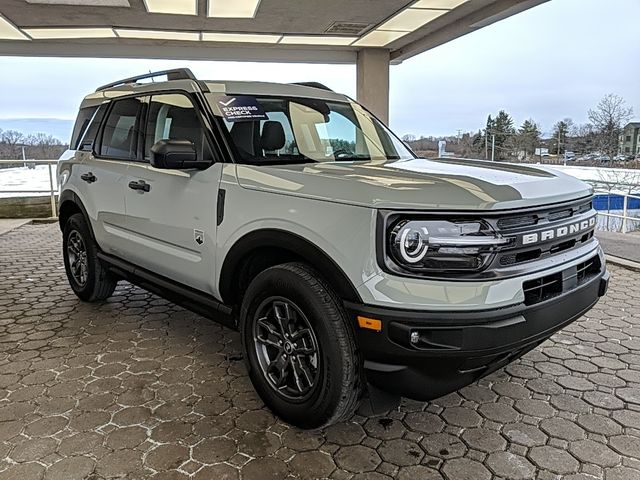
[58,69,609,429]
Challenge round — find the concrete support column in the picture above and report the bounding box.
[356,48,390,125]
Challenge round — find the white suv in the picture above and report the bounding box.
[58,69,609,429]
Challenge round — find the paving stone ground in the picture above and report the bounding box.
[1,223,640,479]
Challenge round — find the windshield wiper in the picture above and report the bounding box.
[334,154,402,162]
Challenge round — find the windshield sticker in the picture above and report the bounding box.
[217,96,268,122]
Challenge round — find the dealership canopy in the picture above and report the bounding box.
[0,0,549,122]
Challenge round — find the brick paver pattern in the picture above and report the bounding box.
[1,224,640,480]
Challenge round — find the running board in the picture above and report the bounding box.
[97,251,236,329]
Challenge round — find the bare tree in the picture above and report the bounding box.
[402,134,417,142]
[0,130,25,159]
[588,94,634,160]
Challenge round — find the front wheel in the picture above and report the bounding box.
[240,263,362,429]
[63,213,117,302]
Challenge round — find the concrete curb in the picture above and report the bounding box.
[0,219,33,236]
[31,217,58,225]
[605,254,640,273]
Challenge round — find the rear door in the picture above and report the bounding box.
[73,98,142,256]
[123,92,222,294]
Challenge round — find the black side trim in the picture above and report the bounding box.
[217,189,226,226]
[97,251,235,329]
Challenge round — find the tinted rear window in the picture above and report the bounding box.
[70,106,98,150]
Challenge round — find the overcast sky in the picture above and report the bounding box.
[0,0,637,139]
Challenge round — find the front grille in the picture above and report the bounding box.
[497,215,537,230]
[548,208,573,222]
[523,255,602,306]
[523,272,563,305]
[577,257,601,284]
[496,200,592,233]
[494,199,596,269]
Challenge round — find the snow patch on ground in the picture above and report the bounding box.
[0,165,58,199]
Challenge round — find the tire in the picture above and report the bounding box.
[240,262,363,429]
[62,213,117,302]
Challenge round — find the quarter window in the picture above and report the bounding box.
[70,106,98,150]
[145,94,213,162]
[100,98,142,160]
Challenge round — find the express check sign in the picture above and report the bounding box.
[218,96,268,122]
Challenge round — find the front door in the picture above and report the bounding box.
[123,93,221,295]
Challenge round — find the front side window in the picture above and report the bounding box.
[216,96,415,165]
[145,94,213,162]
[100,98,142,160]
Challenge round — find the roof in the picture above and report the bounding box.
[205,80,350,101]
[79,70,351,108]
[0,0,550,64]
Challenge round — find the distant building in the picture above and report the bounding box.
[535,148,550,157]
[620,122,640,157]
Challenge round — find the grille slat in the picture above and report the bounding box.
[495,199,595,268]
[522,255,602,306]
[523,272,563,305]
[497,200,593,233]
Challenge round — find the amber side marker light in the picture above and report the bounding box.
[357,316,382,332]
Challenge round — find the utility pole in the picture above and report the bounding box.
[485,133,489,160]
[491,134,496,161]
[558,129,562,160]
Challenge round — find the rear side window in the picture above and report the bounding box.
[70,106,98,150]
[99,98,143,160]
[78,104,108,152]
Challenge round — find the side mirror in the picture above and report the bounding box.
[150,139,203,169]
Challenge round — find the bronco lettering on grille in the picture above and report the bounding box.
[522,217,596,246]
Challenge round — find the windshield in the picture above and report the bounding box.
[213,95,415,165]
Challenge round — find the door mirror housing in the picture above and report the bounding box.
[150,139,206,170]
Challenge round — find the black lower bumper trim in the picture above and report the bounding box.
[346,268,609,401]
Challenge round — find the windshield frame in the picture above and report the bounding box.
[209,93,417,166]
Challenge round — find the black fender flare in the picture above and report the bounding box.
[58,190,95,240]
[218,229,362,305]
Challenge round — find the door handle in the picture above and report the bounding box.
[128,180,151,193]
[80,172,97,184]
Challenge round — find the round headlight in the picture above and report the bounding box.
[396,223,429,263]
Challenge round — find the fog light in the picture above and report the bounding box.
[410,331,420,344]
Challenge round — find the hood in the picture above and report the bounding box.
[235,158,593,211]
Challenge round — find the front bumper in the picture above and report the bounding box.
[345,262,609,401]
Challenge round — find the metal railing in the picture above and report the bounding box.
[0,160,58,217]
[587,180,640,234]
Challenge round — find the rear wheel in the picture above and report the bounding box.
[63,213,117,302]
[240,262,362,429]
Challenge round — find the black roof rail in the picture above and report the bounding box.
[292,82,334,92]
[96,68,198,92]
